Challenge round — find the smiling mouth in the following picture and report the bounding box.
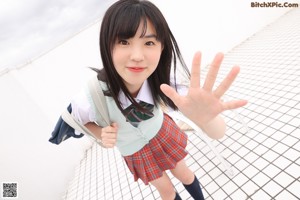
[127,67,145,72]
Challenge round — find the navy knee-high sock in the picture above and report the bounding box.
[183,176,204,200]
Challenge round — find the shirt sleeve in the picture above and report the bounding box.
[71,90,96,135]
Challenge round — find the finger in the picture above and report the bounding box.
[111,122,118,129]
[102,133,117,139]
[222,99,248,110]
[160,84,182,106]
[190,51,202,88]
[102,138,117,144]
[104,124,118,133]
[102,128,113,134]
[102,128,117,136]
[102,132,117,140]
[214,66,240,98]
[102,143,115,148]
[109,123,118,132]
[203,52,224,91]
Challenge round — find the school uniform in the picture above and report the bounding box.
[50,79,188,185]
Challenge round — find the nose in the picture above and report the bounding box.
[130,45,144,62]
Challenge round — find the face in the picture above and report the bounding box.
[112,19,163,96]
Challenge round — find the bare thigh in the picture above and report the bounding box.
[150,172,176,200]
[170,159,195,185]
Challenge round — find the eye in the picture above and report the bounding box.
[145,41,155,46]
[118,39,129,45]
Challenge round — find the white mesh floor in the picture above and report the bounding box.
[62,8,300,200]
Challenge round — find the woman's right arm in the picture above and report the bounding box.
[71,90,117,148]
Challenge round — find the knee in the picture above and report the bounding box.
[176,172,194,184]
[171,162,195,184]
[156,182,175,196]
[164,184,176,194]
[150,177,176,199]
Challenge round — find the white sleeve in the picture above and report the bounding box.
[71,90,96,135]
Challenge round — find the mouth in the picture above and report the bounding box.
[127,67,145,73]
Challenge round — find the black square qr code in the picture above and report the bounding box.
[2,183,18,198]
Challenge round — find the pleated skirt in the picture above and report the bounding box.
[124,114,188,185]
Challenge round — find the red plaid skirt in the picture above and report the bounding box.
[124,114,188,185]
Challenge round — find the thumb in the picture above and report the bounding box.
[110,122,118,130]
[160,84,181,106]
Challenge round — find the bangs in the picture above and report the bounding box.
[103,0,168,50]
[99,0,190,112]
[113,6,148,40]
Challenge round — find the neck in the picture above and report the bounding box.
[126,84,143,98]
[129,87,141,98]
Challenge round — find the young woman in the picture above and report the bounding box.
[53,0,247,199]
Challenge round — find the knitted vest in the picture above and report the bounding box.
[86,81,164,156]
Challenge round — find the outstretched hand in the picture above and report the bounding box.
[160,52,247,128]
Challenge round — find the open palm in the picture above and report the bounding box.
[160,52,247,127]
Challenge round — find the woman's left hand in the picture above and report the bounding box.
[160,51,247,128]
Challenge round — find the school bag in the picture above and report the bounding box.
[60,76,110,147]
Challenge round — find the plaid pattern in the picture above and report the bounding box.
[124,101,154,126]
[124,114,188,185]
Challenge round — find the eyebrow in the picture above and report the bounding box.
[141,34,157,39]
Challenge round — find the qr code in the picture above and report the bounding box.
[2,183,18,199]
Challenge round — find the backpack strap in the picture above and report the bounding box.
[61,109,104,147]
[87,76,110,126]
[60,76,111,147]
